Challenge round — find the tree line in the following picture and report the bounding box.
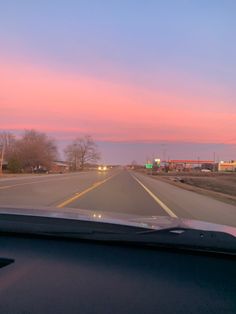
[0,130,100,173]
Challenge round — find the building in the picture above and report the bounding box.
[50,161,69,173]
[167,160,215,171]
[218,161,236,172]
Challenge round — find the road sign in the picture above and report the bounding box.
[145,163,153,169]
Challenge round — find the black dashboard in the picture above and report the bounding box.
[0,234,235,314]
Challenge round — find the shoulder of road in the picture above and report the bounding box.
[135,171,236,207]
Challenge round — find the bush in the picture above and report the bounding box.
[7,158,22,173]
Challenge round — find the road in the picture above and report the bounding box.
[0,168,236,227]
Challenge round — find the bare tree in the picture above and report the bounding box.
[15,130,58,172]
[64,141,81,171]
[65,135,100,170]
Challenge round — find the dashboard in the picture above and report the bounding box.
[0,234,235,314]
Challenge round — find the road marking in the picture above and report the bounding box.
[131,175,178,218]
[0,172,93,190]
[0,185,12,190]
[56,173,117,208]
[0,177,73,190]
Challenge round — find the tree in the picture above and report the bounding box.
[0,132,16,174]
[7,156,22,173]
[65,135,100,170]
[16,130,58,172]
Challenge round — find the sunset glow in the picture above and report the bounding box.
[1,59,235,144]
[0,1,235,162]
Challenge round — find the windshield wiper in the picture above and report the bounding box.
[0,213,235,256]
[24,227,236,256]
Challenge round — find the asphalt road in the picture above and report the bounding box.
[0,168,236,227]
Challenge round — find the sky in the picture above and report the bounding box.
[0,0,236,163]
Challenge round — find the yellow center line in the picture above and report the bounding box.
[131,174,178,218]
[56,173,117,208]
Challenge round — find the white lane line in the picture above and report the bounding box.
[131,174,178,218]
[0,170,118,191]
[0,174,92,190]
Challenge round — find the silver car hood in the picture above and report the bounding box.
[0,206,235,237]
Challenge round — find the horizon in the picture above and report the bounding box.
[3,128,235,164]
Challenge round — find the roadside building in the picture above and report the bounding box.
[218,161,236,172]
[0,161,8,173]
[167,160,215,172]
[51,161,69,173]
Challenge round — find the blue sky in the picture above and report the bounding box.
[1,1,236,81]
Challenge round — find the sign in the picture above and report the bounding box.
[145,163,153,169]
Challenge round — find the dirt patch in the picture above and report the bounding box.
[181,175,236,195]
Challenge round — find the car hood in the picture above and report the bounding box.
[0,205,236,237]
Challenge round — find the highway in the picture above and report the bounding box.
[0,168,236,227]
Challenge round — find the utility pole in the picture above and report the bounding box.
[161,144,166,162]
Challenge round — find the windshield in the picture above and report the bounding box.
[0,1,236,243]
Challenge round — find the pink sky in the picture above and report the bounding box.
[1,58,235,144]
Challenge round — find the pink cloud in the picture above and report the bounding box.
[0,58,235,144]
